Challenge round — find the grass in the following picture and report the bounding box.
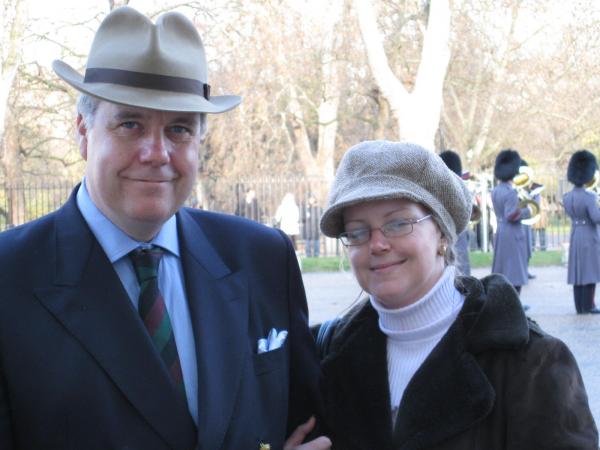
[301,256,351,272]
[300,250,564,272]
[469,250,562,268]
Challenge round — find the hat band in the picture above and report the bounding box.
[84,68,211,100]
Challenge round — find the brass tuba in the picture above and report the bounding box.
[514,165,533,190]
[514,165,542,226]
[461,171,483,224]
[470,203,482,223]
[585,170,600,193]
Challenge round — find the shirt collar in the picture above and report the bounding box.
[76,178,180,263]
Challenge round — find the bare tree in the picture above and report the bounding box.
[442,0,523,168]
[441,0,600,175]
[1,0,26,225]
[353,0,451,150]
[108,0,130,11]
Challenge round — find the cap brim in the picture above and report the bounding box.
[53,60,241,113]
[320,187,426,238]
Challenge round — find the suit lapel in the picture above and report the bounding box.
[178,209,248,450]
[33,194,196,450]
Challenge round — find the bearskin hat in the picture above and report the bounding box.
[494,149,521,182]
[439,150,462,176]
[567,150,598,186]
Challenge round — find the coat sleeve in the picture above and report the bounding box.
[504,188,531,222]
[0,367,14,449]
[584,191,600,225]
[505,332,598,449]
[279,230,325,436]
[562,192,572,218]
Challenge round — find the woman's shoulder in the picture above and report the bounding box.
[458,274,580,359]
[315,299,380,357]
[456,274,531,351]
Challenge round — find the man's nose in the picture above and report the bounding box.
[140,129,169,164]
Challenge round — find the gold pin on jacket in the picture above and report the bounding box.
[259,443,270,450]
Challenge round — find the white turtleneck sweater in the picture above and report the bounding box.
[369,266,465,419]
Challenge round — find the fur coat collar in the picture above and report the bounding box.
[320,274,531,450]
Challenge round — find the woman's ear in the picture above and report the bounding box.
[437,236,448,257]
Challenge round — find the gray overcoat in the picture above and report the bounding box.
[563,187,600,285]
[523,191,541,260]
[454,230,470,276]
[491,182,531,286]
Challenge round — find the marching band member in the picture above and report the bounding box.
[491,149,531,308]
[520,160,536,280]
[439,150,471,275]
[563,150,600,314]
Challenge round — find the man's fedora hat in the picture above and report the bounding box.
[52,6,241,113]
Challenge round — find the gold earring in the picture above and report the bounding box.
[438,243,447,256]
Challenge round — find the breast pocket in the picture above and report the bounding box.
[252,347,286,375]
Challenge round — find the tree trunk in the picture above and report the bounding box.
[1,0,26,225]
[284,0,343,180]
[2,115,25,226]
[471,3,520,161]
[286,85,316,176]
[316,0,344,182]
[108,0,129,11]
[0,0,23,148]
[354,0,451,150]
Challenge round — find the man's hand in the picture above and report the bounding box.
[284,416,331,450]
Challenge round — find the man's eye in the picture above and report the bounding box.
[120,121,139,129]
[170,125,192,134]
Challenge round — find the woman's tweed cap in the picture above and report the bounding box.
[320,140,472,242]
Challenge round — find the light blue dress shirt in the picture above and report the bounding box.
[76,180,199,425]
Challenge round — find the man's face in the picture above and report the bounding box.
[78,101,202,241]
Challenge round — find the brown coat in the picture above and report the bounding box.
[319,274,598,450]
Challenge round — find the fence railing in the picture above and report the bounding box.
[222,175,573,257]
[0,176,575,258]
[0,180,77,230]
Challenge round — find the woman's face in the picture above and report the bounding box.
[343,198,446,309]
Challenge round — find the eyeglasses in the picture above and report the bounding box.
[338,214,432,247]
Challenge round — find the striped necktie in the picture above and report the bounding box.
[129,246,184,388]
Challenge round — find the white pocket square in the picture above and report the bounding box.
[257,328,288,354]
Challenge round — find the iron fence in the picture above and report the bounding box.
[222,174,574,257]
[0,180,77,231]
[0,176,576,258]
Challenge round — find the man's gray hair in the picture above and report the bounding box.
[76,94,208,138]
[77,94,101,129]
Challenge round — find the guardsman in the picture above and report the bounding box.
[563,150,600,314]
[491,149,531,308]
[440,150,471,276]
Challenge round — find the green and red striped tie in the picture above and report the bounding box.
[129,246,184,389]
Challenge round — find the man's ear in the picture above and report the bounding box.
[76,114,89,160]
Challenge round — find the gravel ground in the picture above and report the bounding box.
[302,265,600,428]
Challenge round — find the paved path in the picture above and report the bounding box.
[302,265,600,427]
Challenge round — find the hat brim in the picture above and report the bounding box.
[53,60,241,114]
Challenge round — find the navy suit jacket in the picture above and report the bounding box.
[0,190,321,449]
